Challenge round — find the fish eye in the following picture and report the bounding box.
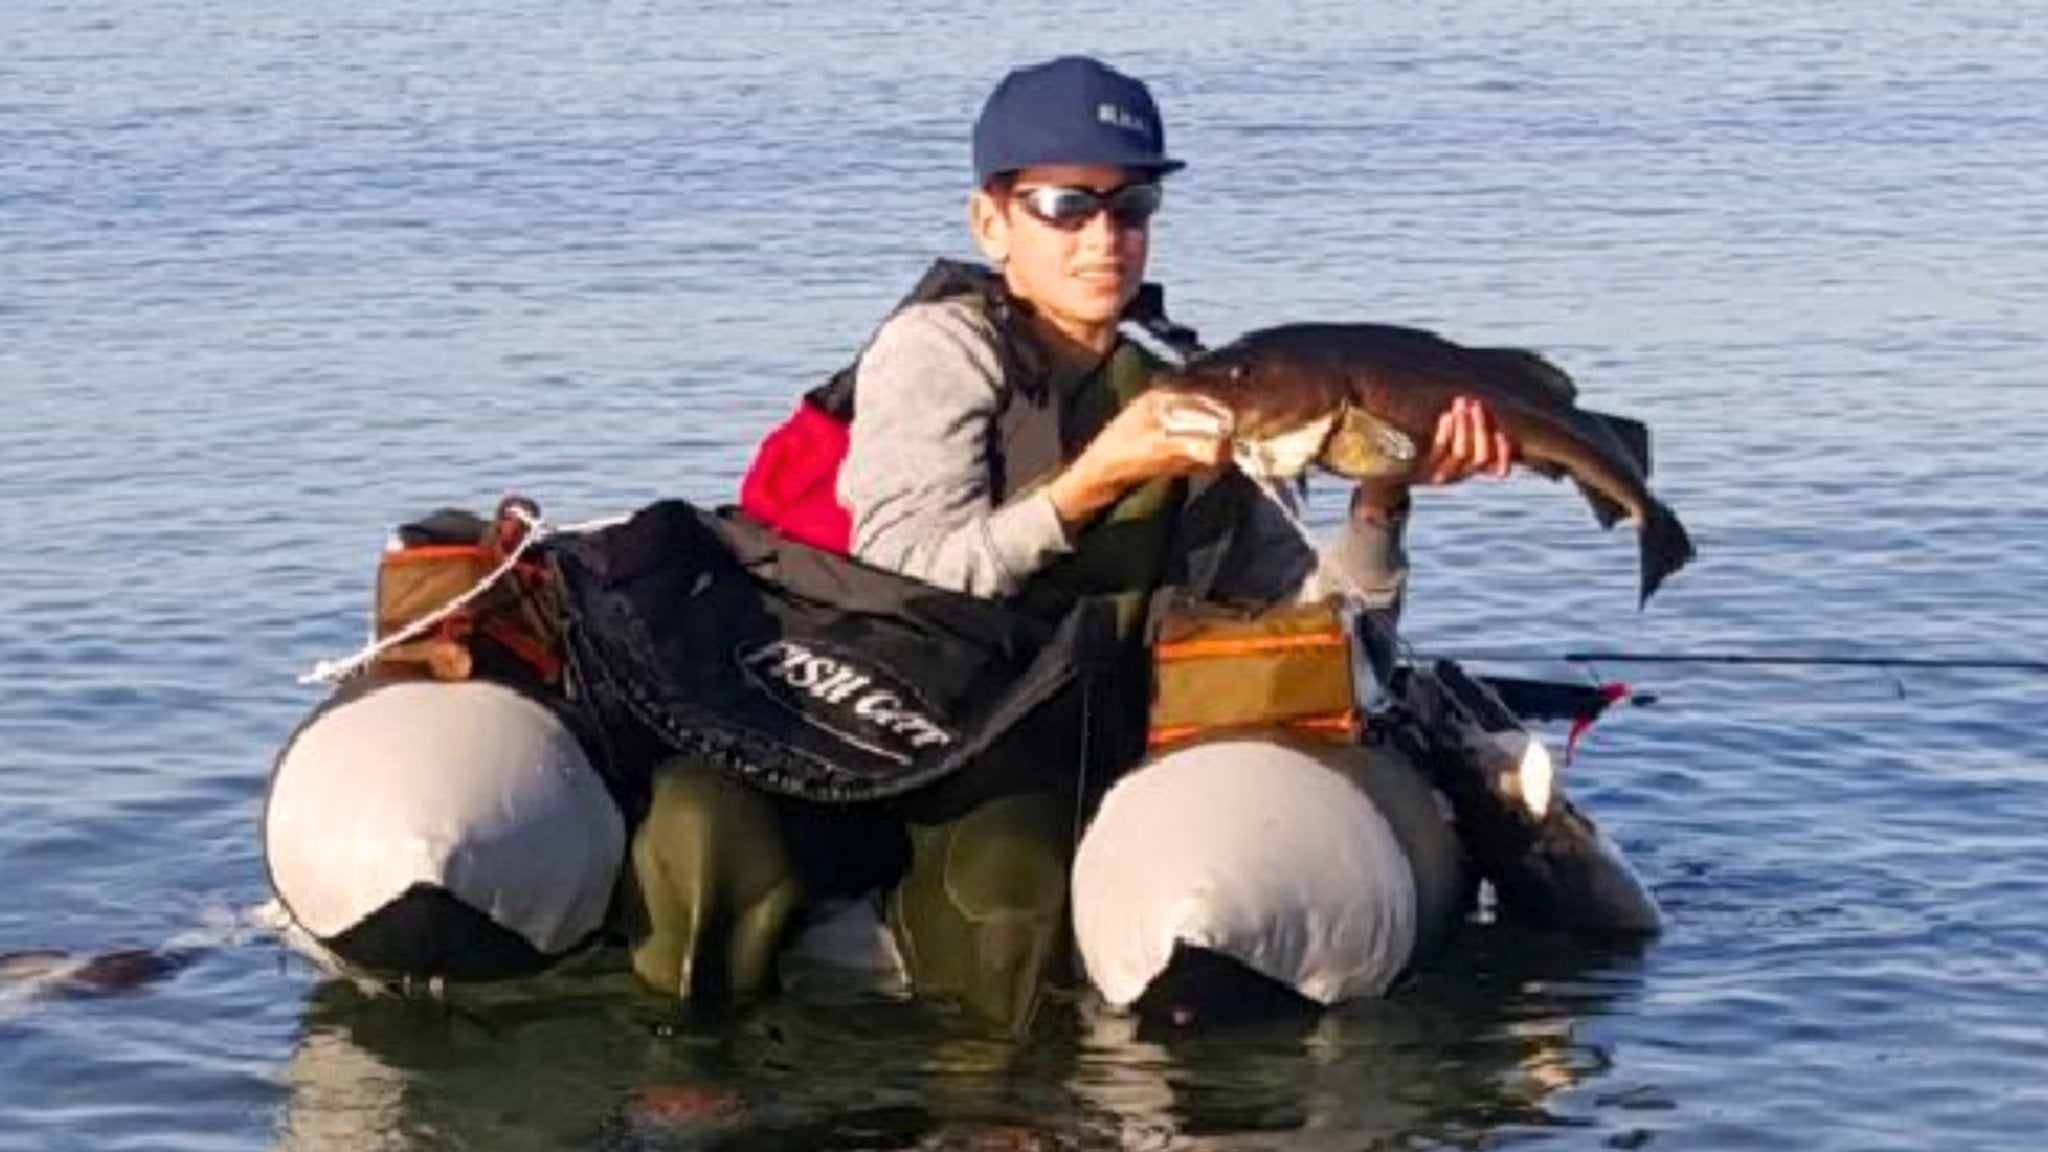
[1228,365,1248,382]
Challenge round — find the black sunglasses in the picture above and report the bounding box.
[1011,182,1165,231]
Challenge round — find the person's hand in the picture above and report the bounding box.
[1047,390,1233,527]
[1420,395,1516,484]
[1353,395,1516,521]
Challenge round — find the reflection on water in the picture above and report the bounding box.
[1072,929,1652,1152]
[270,926,1647,1151]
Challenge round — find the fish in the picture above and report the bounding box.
[0,946,192,999]
[1154,322,1696,607]
[0,947,189,1026]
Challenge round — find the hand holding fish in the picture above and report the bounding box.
[1422,395,1517,484]
[1353,395,1517,517]
[1046,389,1234,527]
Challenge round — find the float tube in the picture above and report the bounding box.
[258,497,1652,1001]
[263,677,624,981]
[1073,734,1470,1014]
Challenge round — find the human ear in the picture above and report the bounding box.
[968,190,1010,266]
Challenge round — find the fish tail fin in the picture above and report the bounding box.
[1637,499,1697,608]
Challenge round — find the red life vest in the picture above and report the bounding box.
[736,261,1198,554]
[736,385,856,553]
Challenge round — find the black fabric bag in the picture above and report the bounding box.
[549,499,1135,805]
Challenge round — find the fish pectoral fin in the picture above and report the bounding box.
[1318,406,1418,479]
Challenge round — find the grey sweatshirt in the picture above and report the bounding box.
[838,300,1409,611]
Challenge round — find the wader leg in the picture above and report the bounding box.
[888,790,1070,1037]
[621,762,803,1002]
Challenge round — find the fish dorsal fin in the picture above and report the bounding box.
[1589,410,1653,477]
[1475,346,1578,402]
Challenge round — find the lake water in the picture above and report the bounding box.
[3,1,2045,1148]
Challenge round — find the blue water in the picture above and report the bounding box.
[4,1,2046,1148]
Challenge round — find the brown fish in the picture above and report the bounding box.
[1155,322,1696,607]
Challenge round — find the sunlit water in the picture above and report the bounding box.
[3,2,2045,1149]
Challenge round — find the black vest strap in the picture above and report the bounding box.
[806,259,1011,418]
[1125,281,1205,360]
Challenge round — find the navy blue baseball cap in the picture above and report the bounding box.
[971,55,1186,186]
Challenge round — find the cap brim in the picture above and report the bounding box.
[1100,149,1184,177]
[978,153,1186,185]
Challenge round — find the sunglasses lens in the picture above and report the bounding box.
[1022,187,1099,227]
[1107,183,1163,226]
[1018,183,1163,230]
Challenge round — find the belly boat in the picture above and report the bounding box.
[260,500,1656,1009]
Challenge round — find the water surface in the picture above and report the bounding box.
[3,2,2045,1149]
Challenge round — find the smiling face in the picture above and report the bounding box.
[970,163,1157,353]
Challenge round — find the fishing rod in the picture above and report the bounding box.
[1445,650,2048,674]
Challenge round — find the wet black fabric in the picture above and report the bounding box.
[550,498,1139,806]
[326,883,560,982]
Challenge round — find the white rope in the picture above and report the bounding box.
[297,507,629,686]
[1243,475,1418,679]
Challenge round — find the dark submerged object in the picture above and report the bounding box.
[1390,660,1664,939]
[1159,322,1697,606]
[0,946,194,998]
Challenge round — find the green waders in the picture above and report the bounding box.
[619,760,1072,1036]
[616,340,1203,1035]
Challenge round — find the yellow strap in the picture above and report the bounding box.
[1147,712,1359,749]
[1154,632,1349,661]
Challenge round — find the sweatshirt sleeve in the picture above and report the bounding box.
[838,301,1074,597]
[1211,478,1411,615]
